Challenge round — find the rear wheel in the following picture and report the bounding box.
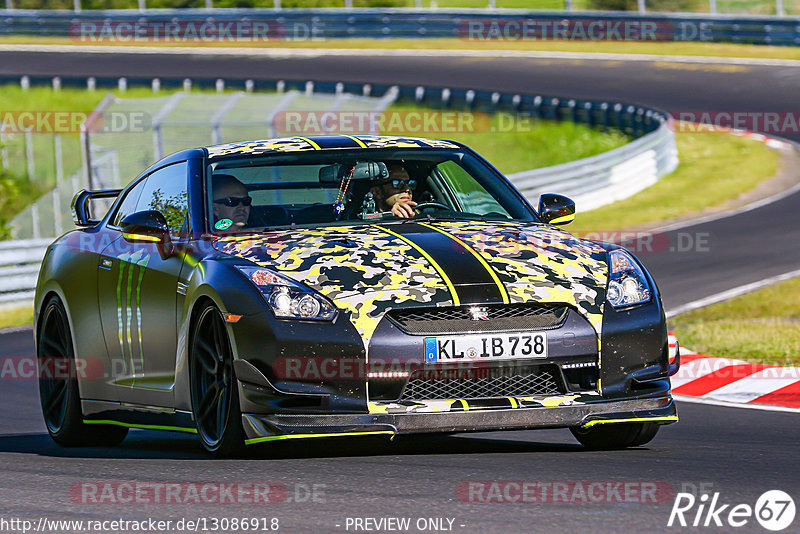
[38,296,128,447]
[570,422,660,450]
[189,304,245,456]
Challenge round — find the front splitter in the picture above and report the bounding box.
[241,395,677,445]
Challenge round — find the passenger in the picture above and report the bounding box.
[369,163,418,218]
[212,174,252,230]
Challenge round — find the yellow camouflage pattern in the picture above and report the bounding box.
[367,392,600,414]
[214,225,454,342]
[206,135,460,159]
[431,220,608,333]
[213,220,609,349]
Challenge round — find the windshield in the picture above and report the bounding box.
[205,148,536,233]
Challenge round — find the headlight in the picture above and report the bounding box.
[606,249,651,308]
[235,266,337,321]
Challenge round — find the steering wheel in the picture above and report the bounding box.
[413,202,450,213]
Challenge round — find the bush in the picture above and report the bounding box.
[0,172,21,241]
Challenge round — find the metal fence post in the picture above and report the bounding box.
[638,0,646,13]
[25,130,35,181]
[274,0,281,9]
[4,0,12,9]
[31,204,40,239]
[709,0,717,13]
[54,134,64,186]
[205,0,212,8]
[776,0,785,15]
[53,134,63,237]
[138,0,145,12]
[73,0,81,12]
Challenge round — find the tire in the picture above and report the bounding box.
[630,422,660,447]
[570,422,660,450]
[189,304,245,457]
[37,295,128,447]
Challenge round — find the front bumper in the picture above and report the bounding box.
[240,391,677,445]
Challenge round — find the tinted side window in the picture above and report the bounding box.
[136,162,189,237]
[435,160,510,217]
[111,179,146,227]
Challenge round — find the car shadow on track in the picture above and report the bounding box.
[0,431,596,460]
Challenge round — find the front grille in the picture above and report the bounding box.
[387,304,569,335]
[400,365,563,401]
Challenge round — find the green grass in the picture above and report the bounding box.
[567,128,779,233]
[0,304,33,330]
[382,106,630,173]
[671,277,800,366]
[6,36,800,62]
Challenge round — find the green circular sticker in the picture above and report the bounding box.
[215,218,233,230]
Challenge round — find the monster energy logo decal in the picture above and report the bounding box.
[116,251,150,385]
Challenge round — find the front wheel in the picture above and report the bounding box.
[189,304,245,456]
[38,295,128,447]
[570,422,660,450]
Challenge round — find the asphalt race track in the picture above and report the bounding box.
[0,49,799,533]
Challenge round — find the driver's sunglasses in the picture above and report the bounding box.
[385,179,417,190]
[213,196,252,207]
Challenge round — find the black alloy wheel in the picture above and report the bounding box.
[190,304,245,456]
[38,295,128,446]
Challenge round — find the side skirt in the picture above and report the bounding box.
[81,399,196,434]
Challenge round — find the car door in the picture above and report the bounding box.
[97,161,190,408]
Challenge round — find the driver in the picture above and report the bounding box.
[368,162,418,219]
[212,174,251,230]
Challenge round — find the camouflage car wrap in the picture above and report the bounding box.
[206,135,461,159]
[212,220,610,347]
[213,225,454,342]
[428,220,609,334]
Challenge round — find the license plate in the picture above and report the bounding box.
[423,333,547,363]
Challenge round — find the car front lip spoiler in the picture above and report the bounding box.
[240,395,677,445]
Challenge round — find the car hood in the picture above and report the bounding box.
[213,220,609,342]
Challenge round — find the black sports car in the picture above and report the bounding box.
[35,135,679,455]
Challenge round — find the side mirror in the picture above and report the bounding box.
[121,210,173,258]
[121,210,169,242]
[538,194,575,225]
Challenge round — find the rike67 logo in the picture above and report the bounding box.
[668,490,796,531]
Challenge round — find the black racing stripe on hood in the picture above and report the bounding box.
[384,222,506,305]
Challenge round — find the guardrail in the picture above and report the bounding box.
[1,9,799,45]
[508,119,677,212]
[0,75,678,302]
[0,239,49,304]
